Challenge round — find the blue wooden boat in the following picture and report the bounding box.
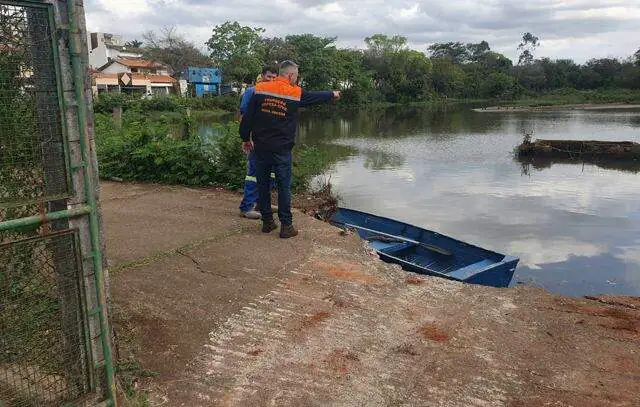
[331,207,519,288]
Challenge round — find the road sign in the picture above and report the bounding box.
[118,72,132,87]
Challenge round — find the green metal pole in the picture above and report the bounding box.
[66,1,117,405]
[0,206,91,232]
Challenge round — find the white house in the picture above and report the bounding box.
[87,32,141,69]
[91,59,176,96]
[92,71,178,96]
[98,58,170,76]
[88,32,180,96]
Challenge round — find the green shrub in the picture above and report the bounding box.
[93,93,134,114]
[139,96,181,112]
[95,111,334,193]
[92,93,240,116]
[206,122,246,189]
[95,110,217,185]
[183,94,240,112]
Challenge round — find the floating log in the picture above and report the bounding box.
[515,139,640,173]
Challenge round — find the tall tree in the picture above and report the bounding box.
[619,60,640,89]
[460,48,512,98]
[515,62,547,91]
[364,34,408,57]
[430,56,465,97]
[585,58,623,88]
[364,34,434,102]
[206,21,265,84]
[284,34,338,89]
[142,27,211,76]
[538,58,580,89]
[260,37,297,66]
[466,41,491,63]
[481,72,515,98]
[427,42,469,65]
[332,48,374,103]
[517,32,539,65]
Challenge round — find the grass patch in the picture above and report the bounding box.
[116,362,159,407]
[503,88,640,107]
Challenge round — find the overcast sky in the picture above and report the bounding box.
[85,0,640,63]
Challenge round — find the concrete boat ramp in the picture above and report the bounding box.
[102,182,640,406]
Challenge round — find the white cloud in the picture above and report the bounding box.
[615,245,640,266]
[396,3,420,20]
[554,6,640,20]
[83,0,640,63]
[319,2,345,14]
[508,238,604,269]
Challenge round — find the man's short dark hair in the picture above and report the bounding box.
[262,64,277,75]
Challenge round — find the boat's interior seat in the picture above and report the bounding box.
[367,240,412,253]
[448,259,497,280]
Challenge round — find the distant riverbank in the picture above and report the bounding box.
[473,103,640,113]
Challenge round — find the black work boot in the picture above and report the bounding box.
[262,219,278,233]
[279,224,298,239]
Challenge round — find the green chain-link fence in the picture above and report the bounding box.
[0,232,90,406]
[1,1,115,406]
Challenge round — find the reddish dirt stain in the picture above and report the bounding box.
[313,260,383,285]
[248,348,264,356]
[406,276,425,285]
[325,349,360,376]
[558,301,639,339]
[419,323,449,342]
[303,311,332,328]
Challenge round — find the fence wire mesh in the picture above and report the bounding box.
[0,3,70,215]
[0,231,91,406]
[0,2,106,406]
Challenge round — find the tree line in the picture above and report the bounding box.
[127,23,640,104]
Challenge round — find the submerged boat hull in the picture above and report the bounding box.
[331,208,519,288]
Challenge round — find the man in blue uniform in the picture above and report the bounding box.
[238,65,278,219]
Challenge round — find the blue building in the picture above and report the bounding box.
[183,66,222,97]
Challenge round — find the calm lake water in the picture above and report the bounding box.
[295,105,640,297]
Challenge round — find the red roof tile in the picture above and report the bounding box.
[115,58,165,69]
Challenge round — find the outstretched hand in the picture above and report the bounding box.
[242,140,254,154]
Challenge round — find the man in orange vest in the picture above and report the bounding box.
[239,60,340,238]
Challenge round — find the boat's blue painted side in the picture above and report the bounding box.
[331,207,519,288]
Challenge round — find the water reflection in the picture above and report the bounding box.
[518,156,640,175]
[361,148,405,170]
[298,105,508,143]
[301,105,640,297]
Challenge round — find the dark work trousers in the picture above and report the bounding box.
[255,149,293,226]
[239,150,276,212]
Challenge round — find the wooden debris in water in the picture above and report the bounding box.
[515,139,640,173]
